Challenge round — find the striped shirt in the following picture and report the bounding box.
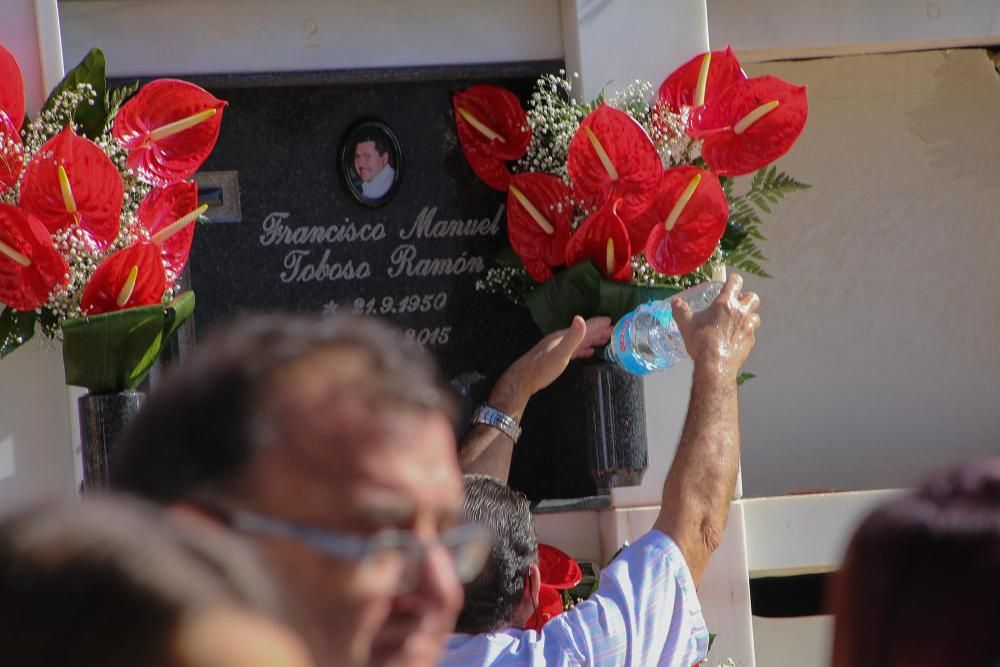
[439,529,709,666]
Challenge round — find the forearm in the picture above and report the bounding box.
[458,371,531,484]
[654,363,741,585]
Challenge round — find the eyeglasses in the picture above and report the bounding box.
[206,505,492,593]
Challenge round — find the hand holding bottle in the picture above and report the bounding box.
[672,273,760,379]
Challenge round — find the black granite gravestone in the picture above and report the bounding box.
[125,63,604,503]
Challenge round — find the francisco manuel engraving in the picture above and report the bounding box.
[387,205,503,278]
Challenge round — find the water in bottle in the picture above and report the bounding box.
[604,281,723,375]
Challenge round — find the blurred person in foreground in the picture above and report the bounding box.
[112,314,486,667]
[111,309,613,667]
[830,459,1000,667]
[0,495,312,667]
[447,274,761,666]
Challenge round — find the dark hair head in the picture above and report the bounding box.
[0,495,284,667]
[830,459,1000,667]
[112,314,454,503]
[354,131,390,158]
[456,474,538,633]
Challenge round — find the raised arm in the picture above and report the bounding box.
[459,316,613,483]
[654,273,760,585]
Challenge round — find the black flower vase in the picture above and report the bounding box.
[77,390,144,491]
[510,359,648,500]
[580,361,648,491]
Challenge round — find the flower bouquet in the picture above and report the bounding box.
[0,45,225,393]
[452,47,810,335]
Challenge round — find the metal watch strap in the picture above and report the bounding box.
[471,404,522,444]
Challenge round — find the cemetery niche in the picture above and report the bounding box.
[151,63,605,504]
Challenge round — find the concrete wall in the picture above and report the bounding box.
[738,49,1000,496]
[0,1,77,509]
[58,0,564,77]
[708,0,1000,61]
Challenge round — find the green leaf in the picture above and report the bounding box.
[720,175,735,199]
[737,372,756,386]
[163,291,195,341]
[42,48,108,139]
[38,307,59,337]
[0,307,36,359]
[105,81,140,122]
[597,280,681,323]
[720,222,749,253]
[62,291,195,393]
[749,193,772,214]
[525,261,601,334]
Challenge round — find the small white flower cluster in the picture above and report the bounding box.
[516,70,587,180]
[603,78,654,122]
[475,265,530,305]
[20,83,96,166]
[631,255,695,290]
[12,85,158,328]
[0,134,24,207]
[647,105,702,168]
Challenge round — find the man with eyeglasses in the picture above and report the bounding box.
[111,312,608,667]
[448,273,760,666]
[113,315,487,667]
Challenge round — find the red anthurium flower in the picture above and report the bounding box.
[507,173,573,282]
[567,104,662,222]
[687,75,808,176]
[80,243,166,315]
[537,544,583,589]
[520,255,556,283]
[20,125,124,250]
[524,584,564,630]
[565,203,633,281]
[113,79,227,187]
[657,46,746,114]
[0,111,24,194]
[453,85,531,161]
[453,85,530,191]
[136,181,205,282]
[523,545,582,630]
[634,166,728,276]
[0,43,25,130]
[463,151,511,191]
[0,203,69,311]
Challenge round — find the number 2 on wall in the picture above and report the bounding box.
[303,18,319,48]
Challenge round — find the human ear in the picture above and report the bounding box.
[528,564,541,608]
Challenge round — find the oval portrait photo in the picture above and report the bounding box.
[340,119,402,207]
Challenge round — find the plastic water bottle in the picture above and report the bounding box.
[604,281,723,375]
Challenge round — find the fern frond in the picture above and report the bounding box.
[104,81,140,124]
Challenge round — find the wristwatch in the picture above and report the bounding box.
[471,404,522,444]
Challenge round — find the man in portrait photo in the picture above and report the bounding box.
[352,131,396,200]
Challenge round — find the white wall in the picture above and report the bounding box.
[0,1,77,510]
[58,0,563,77]
[708,0,1000,62]
[738,49,1000,496]
[561,0,708,100]
[0,338,78,507]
